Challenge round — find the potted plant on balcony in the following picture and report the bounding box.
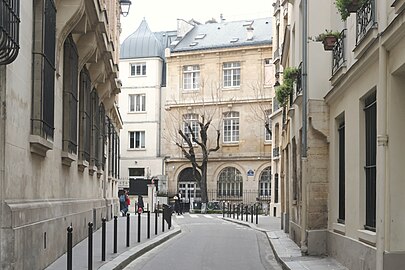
[275,67,300,106]
[315,30,341,51]
[335,0,368,20]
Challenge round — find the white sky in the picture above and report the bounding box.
[120,0,273,43]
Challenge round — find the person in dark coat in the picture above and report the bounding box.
[137,195,144,213]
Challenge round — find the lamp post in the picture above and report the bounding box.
[119,0,132,17]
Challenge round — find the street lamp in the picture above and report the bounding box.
[119,0,132,17]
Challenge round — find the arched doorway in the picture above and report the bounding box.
[178,168,201,211]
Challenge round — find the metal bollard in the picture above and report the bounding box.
[113,216,117,253]
[155,210,158,235]
[67,226,73,270]
[241,204,243,220]
[256,205,259,225]
[88,222,93,269]
[101,218,106,261]
[233,204,235,219]
[147,211,150,239]
[251,205,254,223]
[237,204,239,220]
[222,201,225,218]
[137,211,141,243]
[245,206,248,222]
[126,213,130,247]
[162,209,165,232]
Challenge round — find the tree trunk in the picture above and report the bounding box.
[200,162,208,203]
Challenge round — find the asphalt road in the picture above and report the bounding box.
[124,213,282,270]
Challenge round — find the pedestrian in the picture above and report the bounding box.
[125,192,130,213]
[137,195,144,213]
[177,192,183,215]
[119,191,128,216]
[174,194,180,215]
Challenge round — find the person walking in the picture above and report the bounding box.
[119,191,129,216]
[137,195,144,213]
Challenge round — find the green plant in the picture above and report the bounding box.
[315,30,341,42]
[275,67,300,105]
[335,0,368,21]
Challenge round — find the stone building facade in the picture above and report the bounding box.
[275,0,405,269]
[0,1,122,268]
[163,18,276,209]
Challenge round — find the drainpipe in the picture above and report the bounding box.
[300,0,309,254]
[376,1,387,269]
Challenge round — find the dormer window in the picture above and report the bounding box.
[130,63,146,76]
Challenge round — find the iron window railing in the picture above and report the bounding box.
[79,68,91,162]
[62,34,78,154]
[356,0,375,45]
[90,89,100,167]
[332,30,346,75]
[0,0,20,64]
[338,122,345,224]
[31,0,56,140]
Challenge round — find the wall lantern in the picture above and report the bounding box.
[119,0,132,17]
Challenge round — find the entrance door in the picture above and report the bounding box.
[178,168,201,211]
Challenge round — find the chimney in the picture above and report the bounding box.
[246,25,254,40]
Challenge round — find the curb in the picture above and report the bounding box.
[99,224,182,270]
[222,217,291,270]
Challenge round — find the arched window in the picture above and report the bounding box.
[217,167,243,197]
[259,166,271,197]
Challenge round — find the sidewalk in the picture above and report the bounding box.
[46,212,180,270]
[223,215,348,270]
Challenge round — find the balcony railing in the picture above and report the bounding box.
[332,29,346,75]
[273,47,280,61]
[356,0,375,45]
[0,0,20,64]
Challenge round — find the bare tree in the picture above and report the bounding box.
[247,82,273,139]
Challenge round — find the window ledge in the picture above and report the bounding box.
[29,135,53,157]
[353,26,378,60]
[222,87,240,91]
[61,151,76,167]
[222,143,239,147]
[78,160,89,172]
[128,111,146,114]
[357,229,376,246]
[332,222,346,235]
[128,148,146,151]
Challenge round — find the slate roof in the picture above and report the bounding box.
[171,17,272,53]
[120,20,176,59]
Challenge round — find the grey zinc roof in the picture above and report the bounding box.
[171,17,272,53]
[120,20,168,59]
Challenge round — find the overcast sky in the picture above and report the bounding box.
[120,0,273,43]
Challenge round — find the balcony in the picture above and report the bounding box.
[273,47,280,63]
[332,30,346,75]
[356,0,376,45]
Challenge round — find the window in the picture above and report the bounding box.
[107,117,120,178]
[129,131,145,149]
[338,121,345,224]
[274,173,279,203]
[265,110,272,141]
[183,114,199,141]
[264,58,273,86]
[223,62,240,88]
[223,111,239,143]
[0,0,20,64]
[183,65,200,90]
[130,63,146,76]
[62,34,78,154]
[90,89,100,167]
[31,0,56,140]
[98,104,106,170]
[217,167,243,197]
[129,168,145,179]
[364,93,376,231]
[259,167,271,196]
[129,94,146,112]
[78,68,91,162]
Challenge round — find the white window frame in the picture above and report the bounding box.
[183,65,200,90]
[129,131,145,149]
[223,62,240,88]
[129,94,146,112]
[130,63,147,76]
[223,111,239,143]
[183,113,199,142]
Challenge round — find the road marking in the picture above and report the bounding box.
[189,214,199,218]
[203,215,213,219]
[175,215,184,218]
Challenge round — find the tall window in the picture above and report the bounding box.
[98,104,106,170]
[259,167,271,196]
[129,168,145,179]
[183,113,199,141]
[274,173,279,203]
[183,65,200,90]
[223,111,239,143]
[265,110,272,141]
[217,167,243,197]
[79,68,91,162]
[130,63,146,76]
[62,34,78,154]
[264,58,273,86]
[129,94,146,112]
[31,0,56,140]
[129,131,145,149]
[90,89,100,167]
[364,93,376,231]
[338,121,345,223]
[223,62,240,88]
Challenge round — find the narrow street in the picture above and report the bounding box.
[124,213,282,270]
